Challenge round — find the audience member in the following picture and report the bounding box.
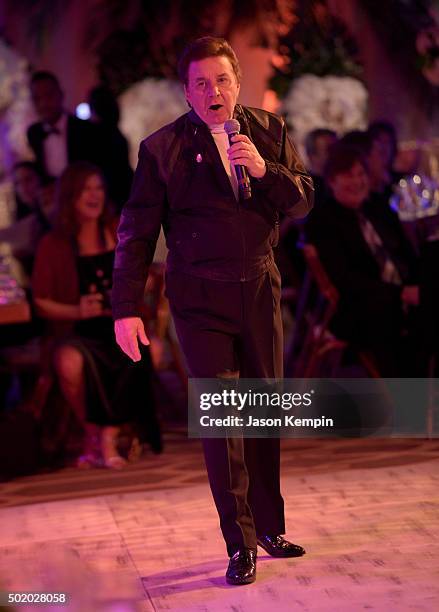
[0,162,49,279]
[340,128,417,256]
[14,161,43,220]
[32,162,161,468]
[305,145,420,376]
[38,179,58,226]
[304,128,338,204]
[368,120,400,182]
[88,85,134,212]
[277,128,336,288]
[340,127,399,199]
[0,162,50,408]
[338,129,368,149]
[27,71,98,181]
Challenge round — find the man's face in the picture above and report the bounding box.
[31,79,63,124]
[310,134,337,175]
[184,55,240,127]
[13,166,42,207]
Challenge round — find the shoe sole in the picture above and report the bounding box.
[226,576,256,585]
[257,543,306,558]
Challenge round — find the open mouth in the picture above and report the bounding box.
[209,104,223,111]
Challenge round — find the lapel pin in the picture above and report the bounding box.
[196,153,203,163]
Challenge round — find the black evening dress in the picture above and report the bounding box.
[60,249,161,447]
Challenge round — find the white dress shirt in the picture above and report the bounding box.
[43,112,68,177]
[210,124,239,200]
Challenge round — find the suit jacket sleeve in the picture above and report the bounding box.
[253,117,314,219]
[112,141,166,320]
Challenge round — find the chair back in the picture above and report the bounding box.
[290,243,345,377]
[301,244,339,314]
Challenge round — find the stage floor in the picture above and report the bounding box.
[0,436,438,611]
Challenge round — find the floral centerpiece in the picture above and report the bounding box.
[118,78,187,168]
[0,38,35,182]
[0,38,35,298]
[281,74,368,159]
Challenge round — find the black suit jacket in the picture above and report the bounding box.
[112,105,314,320]
[305,198,405,345]
[27,114,98,179]
[363,192,418,284]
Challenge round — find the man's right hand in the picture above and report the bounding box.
[114,317,150,362]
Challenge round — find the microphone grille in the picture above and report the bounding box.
[224,119,240,135]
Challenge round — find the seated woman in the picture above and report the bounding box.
[32,161,161,468]
[305,145,420,376]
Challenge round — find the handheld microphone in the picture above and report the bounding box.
[224,119,252,200]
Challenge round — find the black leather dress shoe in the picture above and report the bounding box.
[226,548,257,585]
[257,535,306,558]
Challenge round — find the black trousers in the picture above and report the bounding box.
[166,265,285,555]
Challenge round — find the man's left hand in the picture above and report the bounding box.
[228,134,266,179]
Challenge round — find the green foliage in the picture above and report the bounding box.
[270,0,362,98]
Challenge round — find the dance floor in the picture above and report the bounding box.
[0,433,438,611]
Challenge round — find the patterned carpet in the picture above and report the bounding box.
[1,432,438,508]
[0,435,438,611]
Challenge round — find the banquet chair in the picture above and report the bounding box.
[141,263,187,389]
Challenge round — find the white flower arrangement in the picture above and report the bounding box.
[118,78,188,168]
[0,38,35,180]
[281,74,368,159]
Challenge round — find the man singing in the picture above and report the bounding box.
[112,37,314,585]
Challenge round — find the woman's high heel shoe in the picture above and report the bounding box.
[101,426,127,469]
[75,424,100,469]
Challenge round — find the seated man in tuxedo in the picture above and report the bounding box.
[27,71,98,181]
